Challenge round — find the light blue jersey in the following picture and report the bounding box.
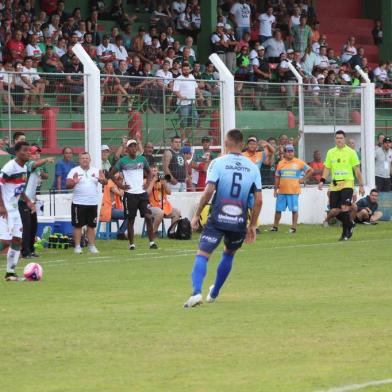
[206,153,262,232]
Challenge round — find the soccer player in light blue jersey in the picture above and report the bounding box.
[184,129,262,308]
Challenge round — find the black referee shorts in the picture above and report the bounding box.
[329,188,354,209]
[71,203,98,228]
[123,192,151,219]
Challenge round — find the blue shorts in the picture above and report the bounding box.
[276,194,299,212]
[198,221,246,254]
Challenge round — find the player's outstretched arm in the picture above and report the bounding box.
[191,183,215,231]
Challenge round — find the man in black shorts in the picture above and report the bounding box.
[109,139,157,250]
[67,152,107,254]
[318,130,365,241]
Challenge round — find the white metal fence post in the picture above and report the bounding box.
[72,43,102,169]
[209,53,235,151]
[287,63,304,159]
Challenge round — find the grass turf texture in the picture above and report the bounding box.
[1,224,392,392]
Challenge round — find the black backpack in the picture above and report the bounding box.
[168,218,192,240]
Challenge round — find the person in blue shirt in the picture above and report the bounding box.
[53,147,77,191]
[184,129,262,308]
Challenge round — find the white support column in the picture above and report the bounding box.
[363,82,376,188]
[209,53,235,150]
[72,43,102,169]
[287,63,304,159]
[356,65,375,188]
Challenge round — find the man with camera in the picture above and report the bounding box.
[109,139,158,250]
[146,164,181,235]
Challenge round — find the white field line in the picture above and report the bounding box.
[0,237,388,272]
[315,378,392,392]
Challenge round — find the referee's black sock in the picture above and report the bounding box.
[339,211,351,236]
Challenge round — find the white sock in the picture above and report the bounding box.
[149,241,155,246]
[6,248,20,273]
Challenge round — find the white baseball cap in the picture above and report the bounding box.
[126,139,138,147]
[225,24,232,30]
[101,144,110,151]
[217,23,224,28]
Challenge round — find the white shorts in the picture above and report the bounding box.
[0,212,23,240]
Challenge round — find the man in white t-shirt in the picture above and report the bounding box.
[373,62,392,88]
[112,35,128,66]
[173,62,201,136]
[258,6,275,44]
[96,34,115,67]
[263,29,285,62]
[26,34,43,64]
[66,152,107,254]
[315,46,330,70]
[230,0,251,40]
[0,142,35,281]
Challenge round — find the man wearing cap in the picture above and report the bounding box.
[101,145,111,175]
[258,6,276,44]
[97,34,115,67]
[224,24,238,73]
[109,139,158,250]
[375,136,392,192]
[67,152,107,254]
[19,147,54,258]
[243,136,274,171]
[318,130,365,241]
[211,23,228,64]
[271,144,313,233]
[252,46,271,110]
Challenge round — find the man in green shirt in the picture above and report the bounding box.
[109,139,157,250]
[318,130,365,241]
[292,16,312,55]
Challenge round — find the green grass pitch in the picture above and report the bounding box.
[1,223,392,392]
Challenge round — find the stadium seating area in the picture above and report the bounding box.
[0,0,388,181]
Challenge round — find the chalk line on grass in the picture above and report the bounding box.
[315,378,392,392]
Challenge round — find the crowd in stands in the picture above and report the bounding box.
[0,0,385,117]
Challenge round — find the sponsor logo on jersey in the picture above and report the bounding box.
[222,204,243,216]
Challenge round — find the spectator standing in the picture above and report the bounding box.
[224,24,238,73]
[211,23,228,64]
[230,0,252,40]
[258,6,275,44]
[162,136,187,192]
[67,152,107,254]
[372,20,383,46]
[271,144,313,233]
[308,150,324,183]
[53,147,77,191]
[109,139,158,250]
[147,164,181,235]
[242,136,274,170]
[291,15,312,55]
[375,136,392,192]
[263,29,285,63]
[173,62,200,137]
[252,46,271,110]
[19,146,54,258]
[354,189,383,224]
